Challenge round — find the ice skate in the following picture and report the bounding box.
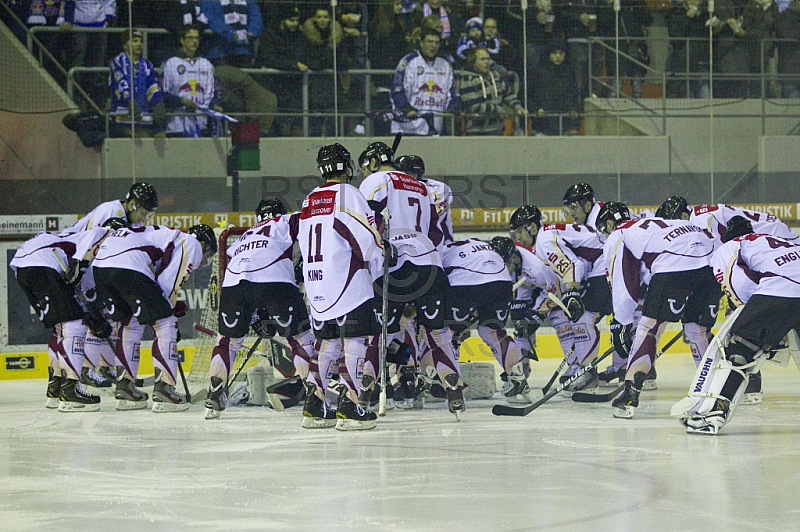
[612,381,641,419]
[684,398,730,435]
[642,366,657,391]
[393,366,418,409]
[98,366,118,381]
[443,373,466,421]
[204,377,227,420]
[151,374,190,412]
[46,368,63,409]
[80,367,112,388]
[58,379,101,412]
[502,373,532,404]
[302,382,337,429]
[114,369,149,411]
[598,366,624,387]
[336,386,377,431]
[411,374,431,410]
[741,371,762,405]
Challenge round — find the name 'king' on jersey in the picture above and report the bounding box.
[603,218,714,324]
[223,213,299,288]
[441,238,509,287]
[299,182,383,321]
[711,233,800,307]
[360,169,442,271]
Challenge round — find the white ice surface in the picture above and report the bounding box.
[2,355,800,531]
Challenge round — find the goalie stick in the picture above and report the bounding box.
[571,329,685,403]
[492,345,615,416]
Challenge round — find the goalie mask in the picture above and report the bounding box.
[655,195,691,220]
[395,155,425,180]
[596,201,631,236]
[256,198,287,222]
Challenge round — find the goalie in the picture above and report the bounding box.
[672,216,800,435]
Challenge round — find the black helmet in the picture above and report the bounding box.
[509,205,542,231]
[395,155,425,179]
[187,224,217,255]
[655,196,691,220]
[596,201,631,233]
[102,217,128,230]
[317,143,352,177]
[562,182,594,206]
[723,216,754,243]
[358,141,394,168]
[489,236,517,262]
[127,182,158,211]
[255,198,287,222]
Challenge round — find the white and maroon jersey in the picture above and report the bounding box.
[585,201,603,232]
[299,182,383,321]
[93,225,203,300]
[603,218,714,324]
[690,203,798,249]
[161,56,217,136]
[423,177,454,245]
[59,200,128,235]
[360,169,442,270]
[10,227,109,274]
[441,238,509,287]
[711,233,800,307]
[223,213,299,288]
[535,222,605,284]
[516,245,562,313]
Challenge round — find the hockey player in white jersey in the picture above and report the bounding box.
[489,236,576,401]
[11,227,113,411]
[204,198,315,420]
[597,202,720,418]
[395,154,454,245]
[299,144,384,431]
[359,141,467,419]
[93,224,215,412]
[60,182,158,235]
[162,26,221,137]
[674,216,800,434]
[656,195,799,248]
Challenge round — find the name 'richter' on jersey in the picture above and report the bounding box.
[223,213,299,288]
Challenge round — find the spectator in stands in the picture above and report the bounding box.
[483,17,519,73]
[391,27,461,135]
[530,39,580,135]
[338,3,367,110]
[597,0,652,98]
[775,0,800,98]
[155,0,210,67]
[457,47,526,136]
[300,6,344,136]
[61,0,116,109]
[198,0,262,67]
[556,0,602,105]
[108,29,166,138]
[369,0,420,70]
[412,2,458,62]
[255,4,306,137]
[162,25,221,137]
[19,0,67,84]
[455,17,499,66]
[666,0,711,98]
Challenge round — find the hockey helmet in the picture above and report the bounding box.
[317,143,353,178]
[127,182,158,211]
[723,216,754,243]
[655,195,691,220]
[596,201,631,235]
[489,236,518,263]
[358,141,395,168]
[187,224,218,257]
[102,217,128,230]
[256,198,287,222]
[562,182,595,206]
[395,155,425,179]
[509,205,542,231]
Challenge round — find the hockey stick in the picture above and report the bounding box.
[492,345,615,416]
[391,132,402,154]
[547,292,572,319]
[378,211,391,417]
[571,329,685,403]
[225,336,263,394]
[540,347,572,396]
[177,352,192,403]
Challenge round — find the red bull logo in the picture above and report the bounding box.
[417,80,445,95]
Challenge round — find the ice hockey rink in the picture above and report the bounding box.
[2,353,799,532]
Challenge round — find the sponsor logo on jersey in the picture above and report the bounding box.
[5,356,35,370]
[542,223,566,231]
[388,172,428,195]
[177,64,187,75]
[694,204,716,215]
[301,190,337,218]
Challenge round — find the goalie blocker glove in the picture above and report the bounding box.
[84,310,112,339]
[61,258,89,287]
[561,287,585,323]
[609,319,632,358]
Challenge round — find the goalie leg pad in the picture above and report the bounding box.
[459,362,496,400]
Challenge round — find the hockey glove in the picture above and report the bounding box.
[609,318,633,359]
[251,313,277,338]
[84,311,112,339]
[61,258,89,287]
[294,259,304,285]
[561,287,585,323]
[509,299,528,321]
[386,339,413,365]
[515,311,544,340]
[173,301,188,318]
[383,239,398,268]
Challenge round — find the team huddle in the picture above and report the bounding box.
[11,148,800,435]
